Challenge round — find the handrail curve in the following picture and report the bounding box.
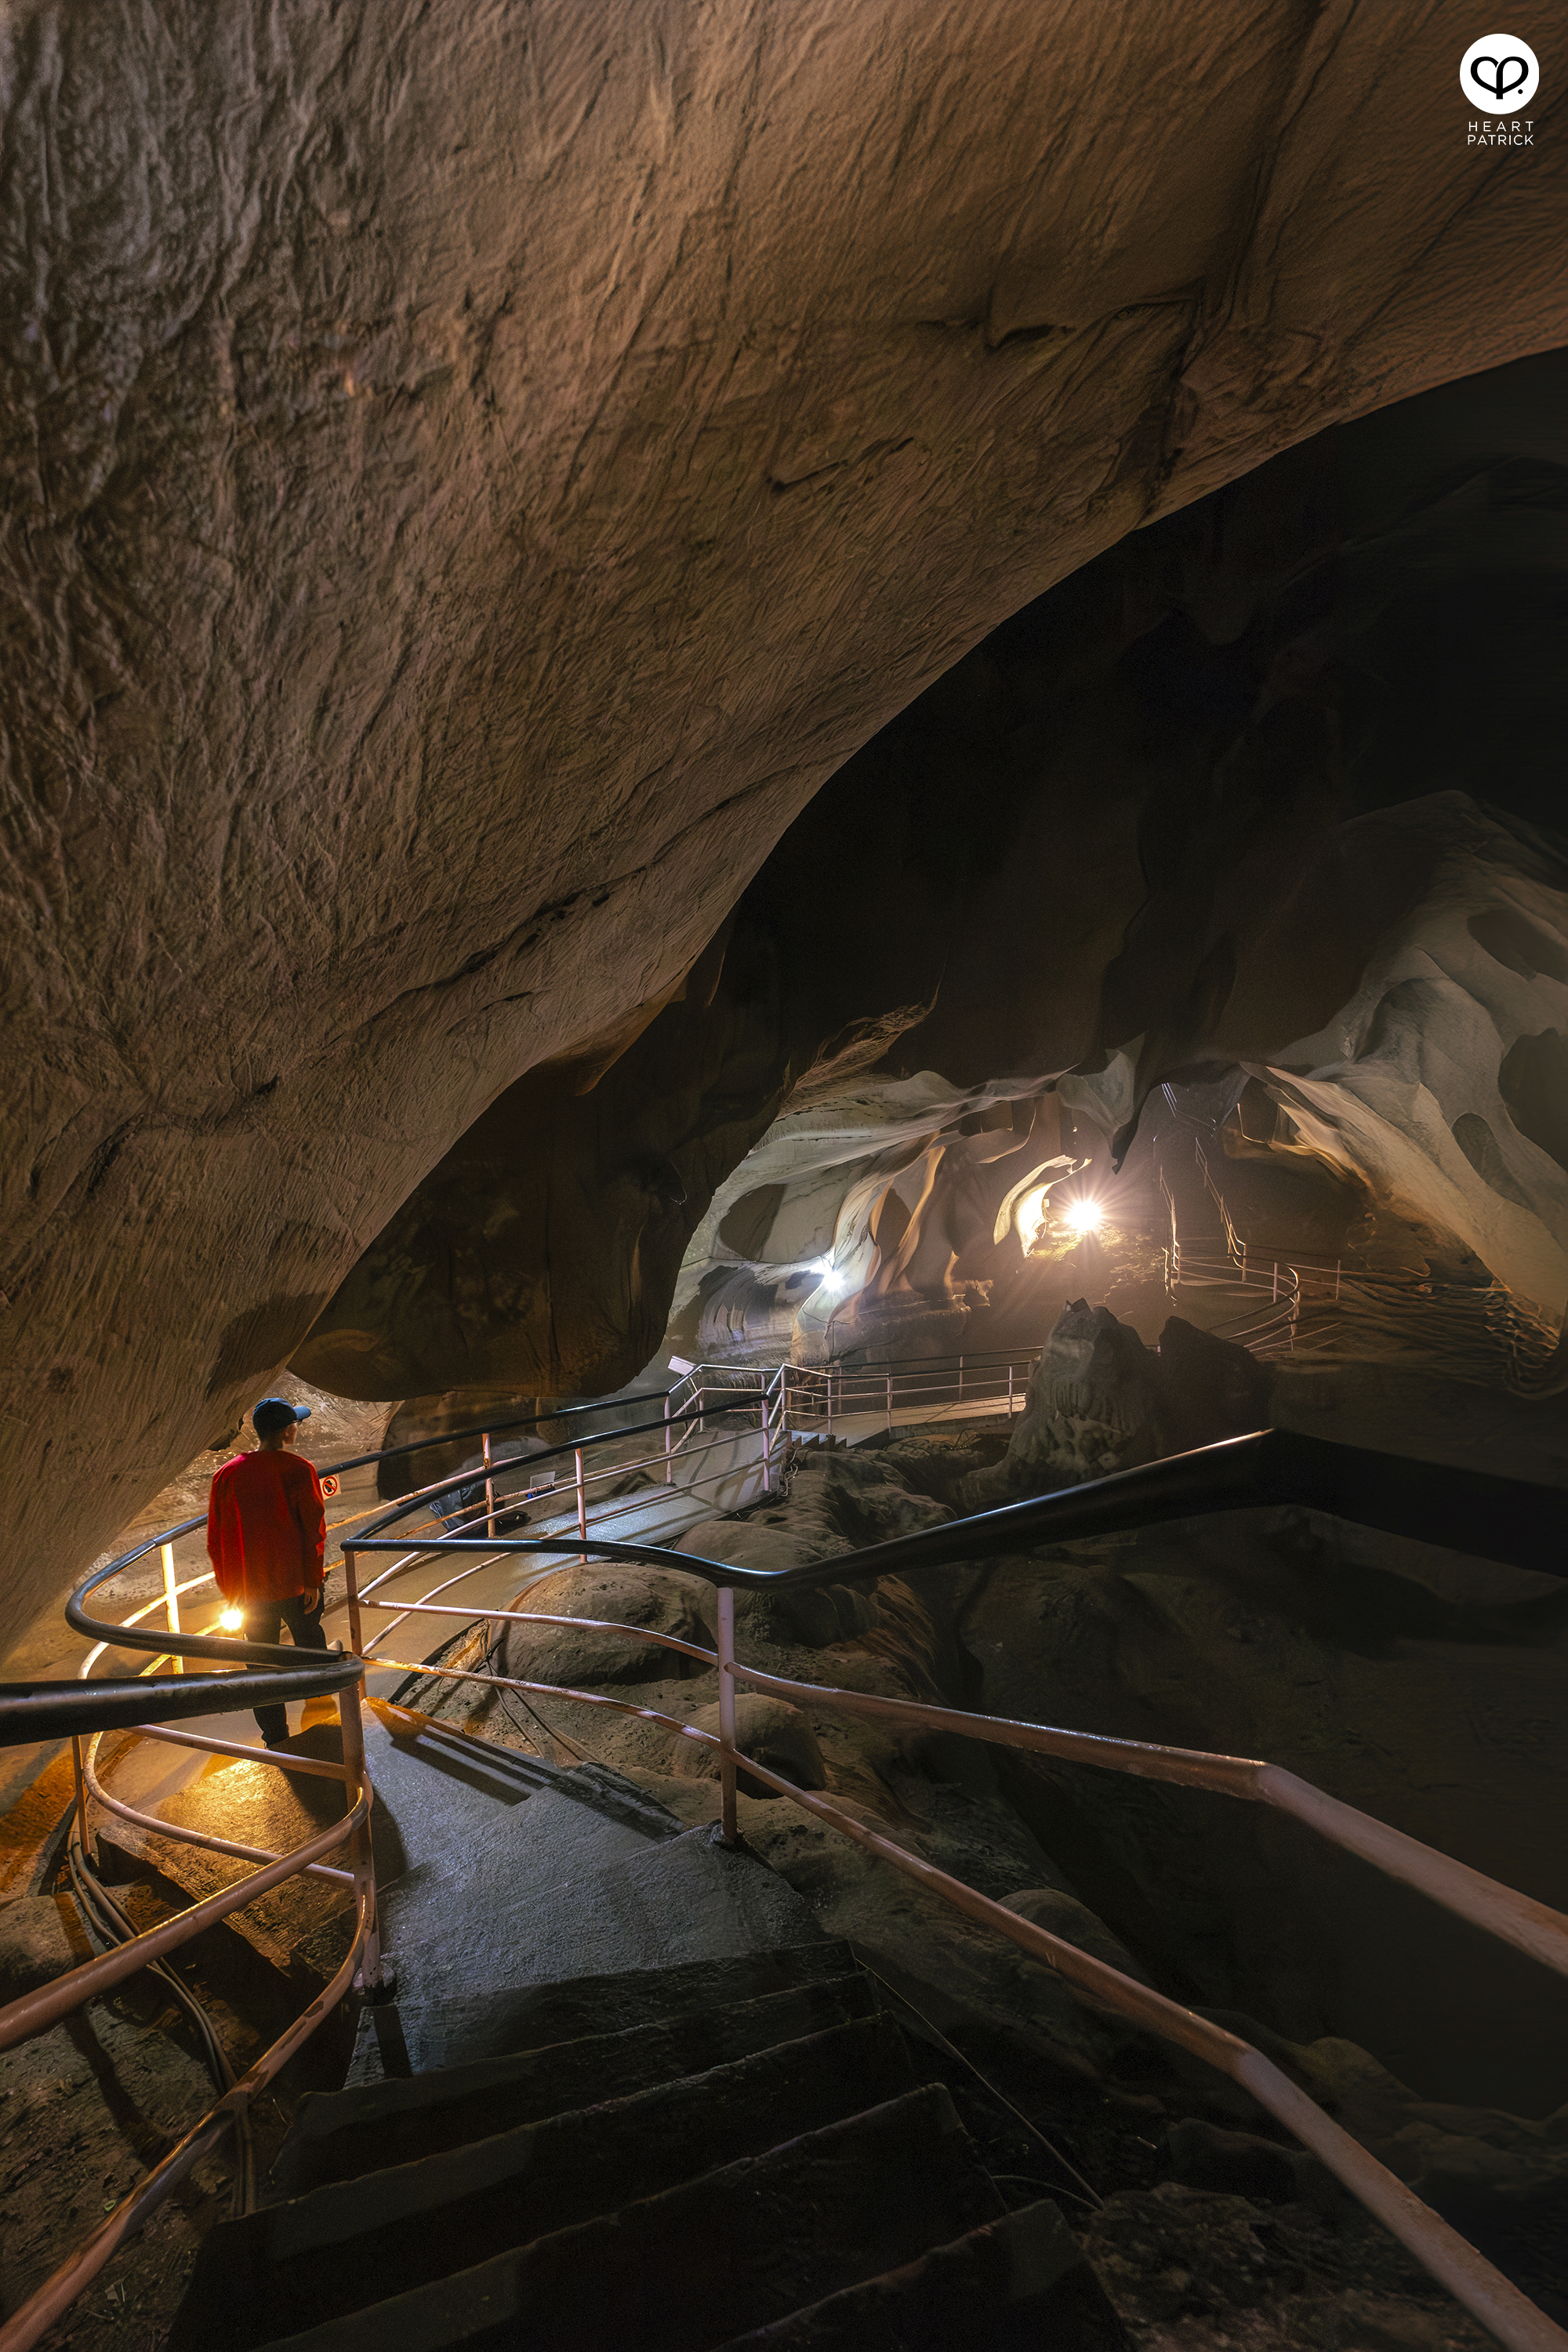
[12,1348,1568,2352]
[0,1773,372,2053]
[343,1425,1568,1589]
[0,1882,376,2352]
[80,1732,356,1887]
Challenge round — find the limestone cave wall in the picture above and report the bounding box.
[299,348,1568,1402]
[2,1,1566,1641]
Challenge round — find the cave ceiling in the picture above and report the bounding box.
[296,347,1568,1403]
[2,1,1566,1645]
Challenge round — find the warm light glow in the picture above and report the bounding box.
[1014,1185,1050,1250]
[219,1607,245,1632]
[1062,1197,1105,1235]
[812,1258,844,1294]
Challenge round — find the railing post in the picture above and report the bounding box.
[826,1367,834,1440]
[482,1429,496,1540]
[717,1584,739,1846]
[337,1673,384,1995]
[761,1378,774,1495]
[161,1542,183,1675]
[575,1447,587,1565]
[343,1543,363,1657]
[1008,1361,1014,1415]
[71,1733,94,1867]
[664,1392,673,1481]
[885,1371,893,1433]
[957,1353,964,1403]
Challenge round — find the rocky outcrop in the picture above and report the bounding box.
[671,1693,828,1799]
[957,1303,1272,1505]
[292,916,797,1400]
[1264,802,1568,1323]
[4,1,1565,1642]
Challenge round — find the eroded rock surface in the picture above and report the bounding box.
[4,3,1565,1639]
[959,1303,1272,1504]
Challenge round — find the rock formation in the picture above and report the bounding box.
[956,1301,1273,1504]
[289,348,1568,1417]
[2,0,1566,1640]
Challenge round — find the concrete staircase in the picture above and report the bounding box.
[170,1939,1123,2350]
[151,1710,1122,2350]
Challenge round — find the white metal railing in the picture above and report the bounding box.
[337,1516,1568,2352]
[1160,1124,1565,1386]
[1157,1136,1346,1356]
[20,1345,1566,2349]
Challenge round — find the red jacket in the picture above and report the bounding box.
[206,1450,326,1603]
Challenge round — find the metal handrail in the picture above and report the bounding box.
[80,1729,356,1886]
[722,1664,1568,1979]
[0,1682,379,2351]
[14,1359,1566,2347]
[346,1428,1568,1591]
[0,1663,362,1747]
[0,1352,1018,2346]
[344,1469,1568,2352]
[0,1772,373,2053]
[712,1751,1565,2352]
[0,1880,376,2352]
[0,1519,390,2347]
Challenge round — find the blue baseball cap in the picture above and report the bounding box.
[252,1397,311,1437]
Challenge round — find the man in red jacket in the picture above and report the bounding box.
[207,1398,329,1748]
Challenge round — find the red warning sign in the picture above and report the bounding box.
[319,1473,341,1498]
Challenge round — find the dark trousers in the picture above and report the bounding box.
[243,1593,329,1744]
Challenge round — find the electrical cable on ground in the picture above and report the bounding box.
[848,1942,1104,2211]
[64,1821,256,2215]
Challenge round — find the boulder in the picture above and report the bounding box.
[671,1694,828,1799]
[496,1565,717,1690]
[959,1301,1163,1504]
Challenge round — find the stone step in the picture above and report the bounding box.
[343,1936,856,2084]
[244,2083,1000,2352]
[175,2014,918,2350]
[271,1969,877,2197]
[710,2198,1127,2350]
[382,1820,826,2008]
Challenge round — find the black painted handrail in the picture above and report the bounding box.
[344,1428,1568,1592]
[8,1392,764,1744]
[22,1416,1561,1755]
[0,1661,364,1748]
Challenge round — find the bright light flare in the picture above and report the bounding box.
[811,1258,844,1294]
[1062,1197,1105,1235]
[219,1607,245,1632]
[1014,1185,1050,1254]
